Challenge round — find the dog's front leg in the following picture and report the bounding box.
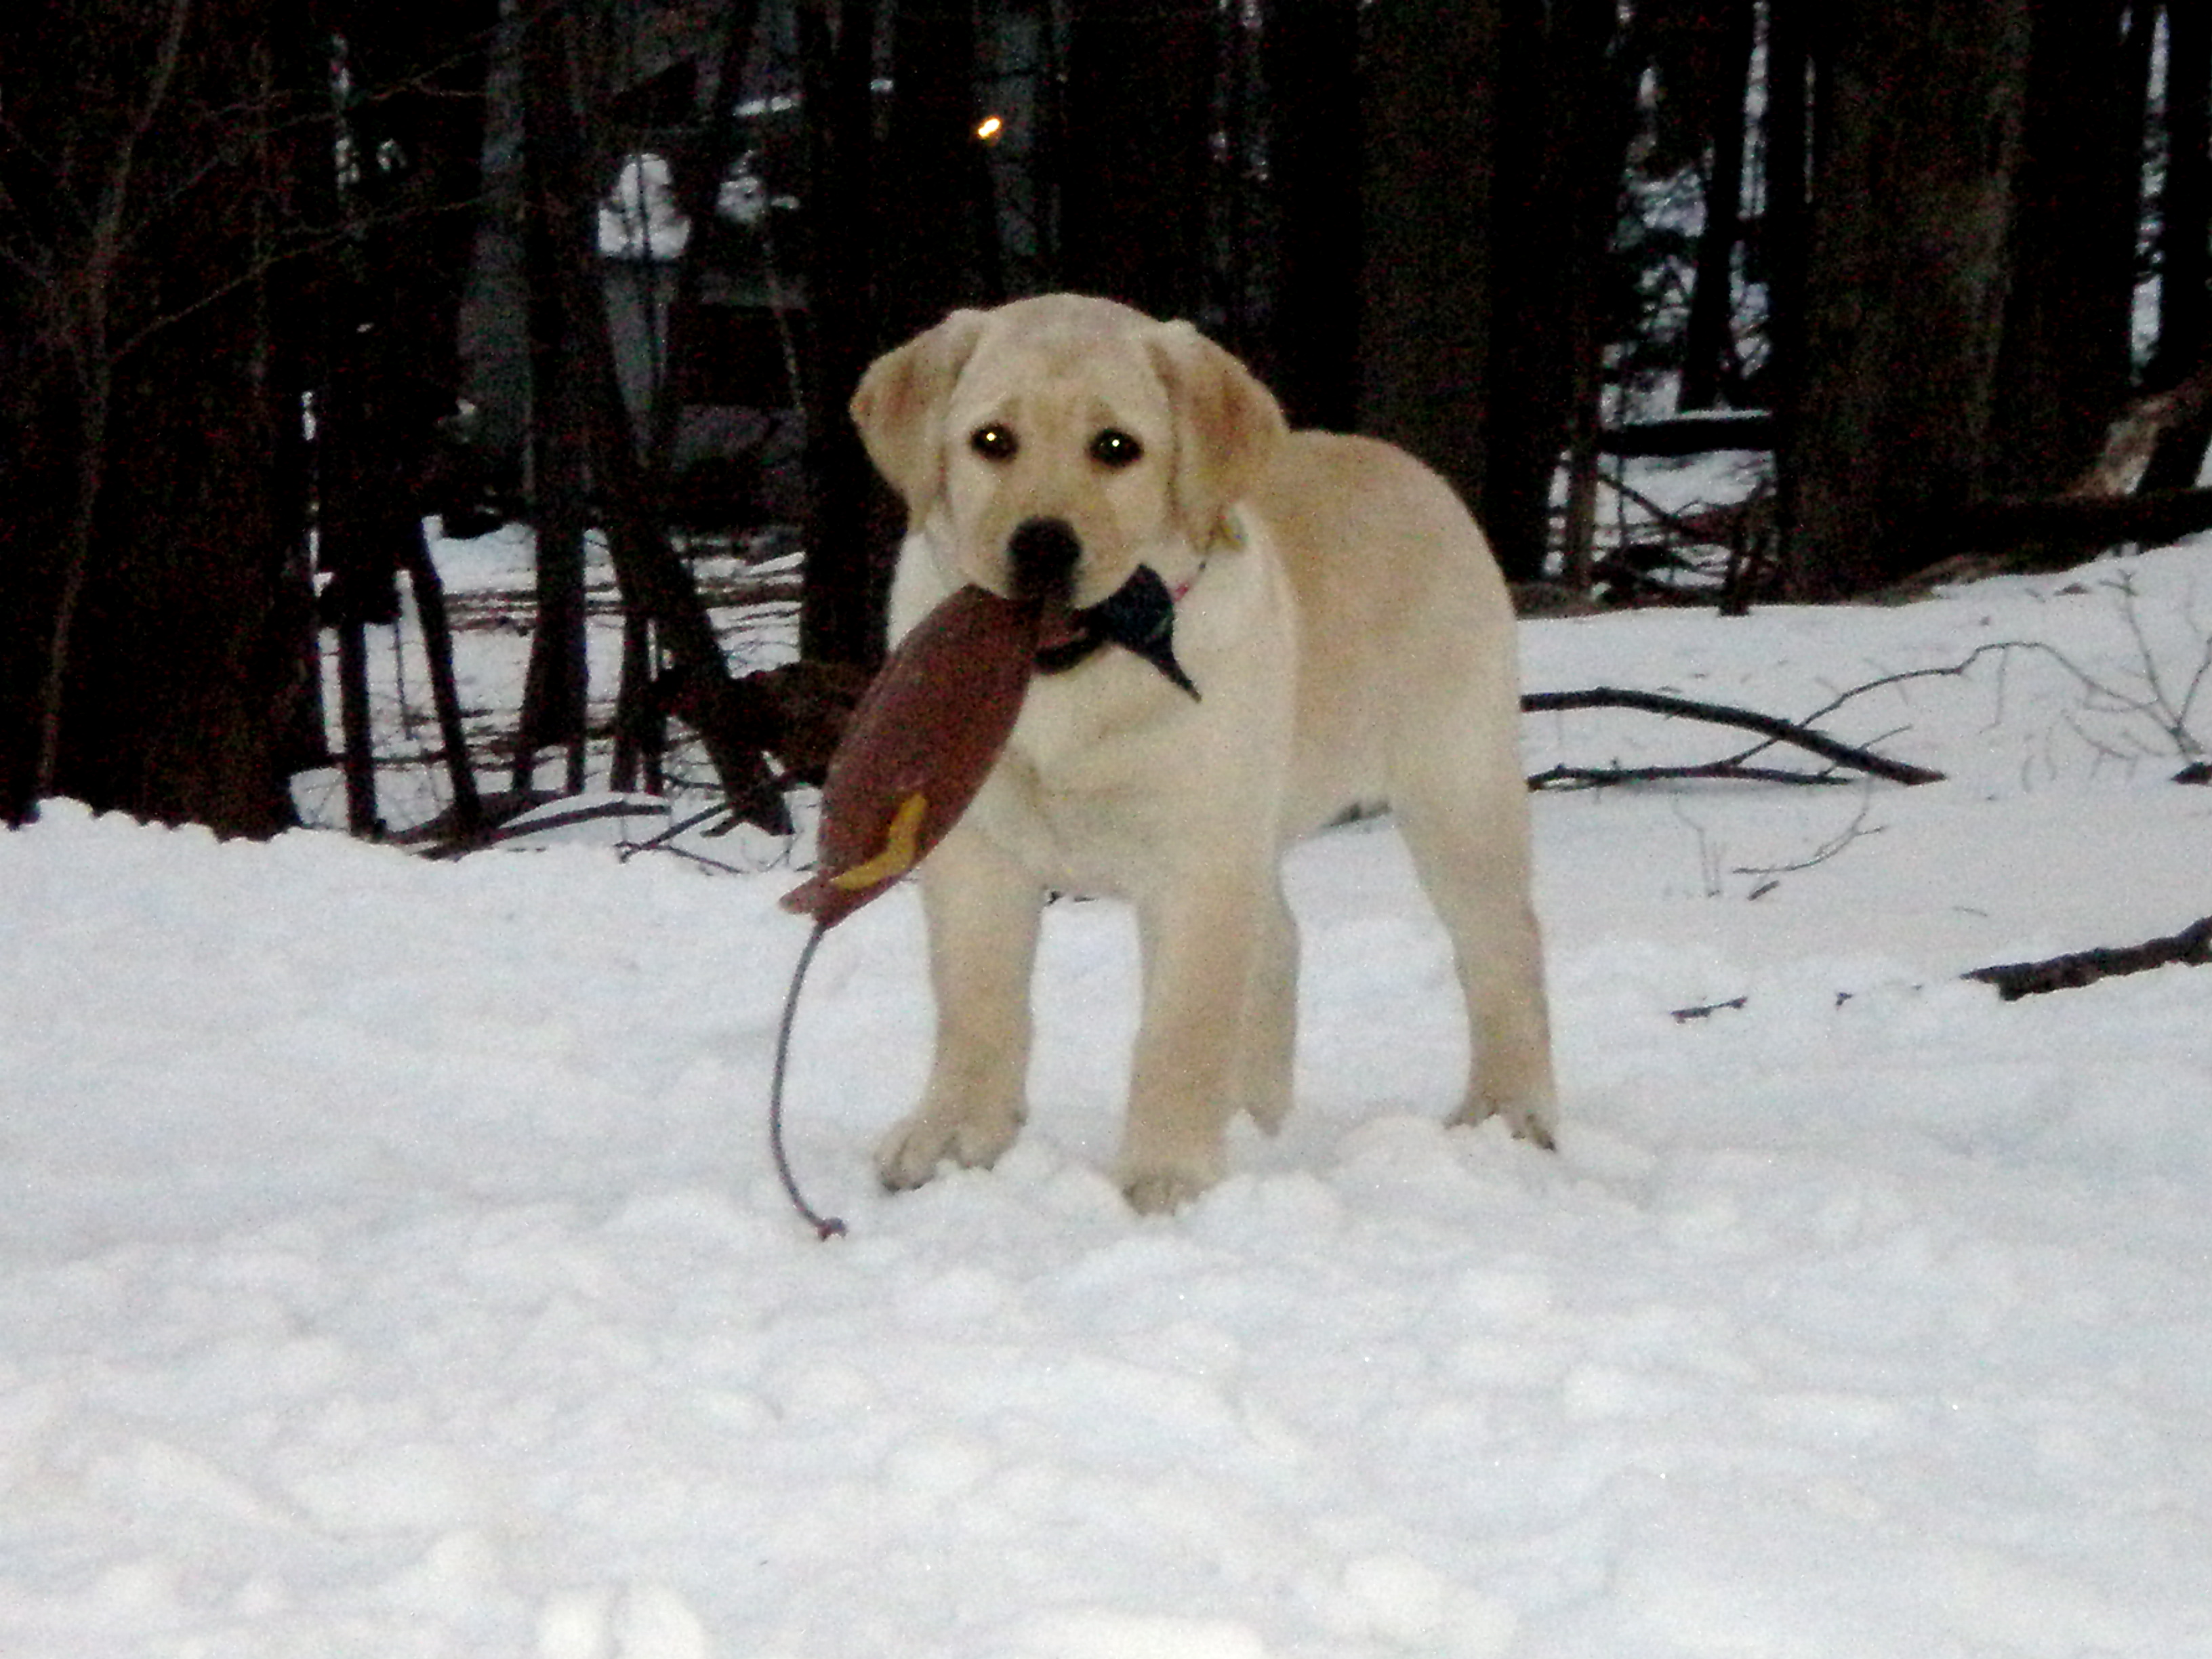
[877,823,1044,1191]
[1119,864,1274,1213]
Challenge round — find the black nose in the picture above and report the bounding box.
[1007,517,1080,601]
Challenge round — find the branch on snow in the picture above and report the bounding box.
[1521,686,1946,788]
[1963,916,2212,1001]
[1929,486,2212,563]
[1671,916,2211,1025]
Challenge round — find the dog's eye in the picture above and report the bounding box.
[1090,428,1143,469]
[970,425,1019,462]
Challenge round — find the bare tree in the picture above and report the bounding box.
[1357,0,1502,542]
[1060,0,1214,320]
[878,0,1000,343]
[1662,0,1757,412]
[1264,0,1362,431]
[1,0,319,833]
[512,1,596,800]
[1984,0,2153,503]
[2146,0,2212,491]
[1779,0,2034,598]
[794,0,898,671]
[521,0,789,825]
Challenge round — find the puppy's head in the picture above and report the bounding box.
[851,296,1286,613]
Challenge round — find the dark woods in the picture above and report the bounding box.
[1,0,2196,837]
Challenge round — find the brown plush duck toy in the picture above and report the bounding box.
[766,569,1197,1236]
[766,584,1039,1237]
[781,584,1042,929]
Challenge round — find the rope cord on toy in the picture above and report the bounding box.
[768,919,846,1240]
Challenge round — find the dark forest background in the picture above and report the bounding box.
[3,0,2205,839]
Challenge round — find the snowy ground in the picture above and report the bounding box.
[5,518,2211,1658]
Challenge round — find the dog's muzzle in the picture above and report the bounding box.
[1008,517,1081,604]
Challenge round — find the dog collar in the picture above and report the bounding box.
[1155,507,1246,603]
[1035,563,1198,697]
[1029,510,1242,696]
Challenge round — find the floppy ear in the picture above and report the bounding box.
[1145,321,1288,545]
[850,308,989,521]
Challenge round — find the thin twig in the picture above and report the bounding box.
[1730,788,1884,876]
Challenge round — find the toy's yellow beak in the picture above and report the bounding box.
[828,791,928,893]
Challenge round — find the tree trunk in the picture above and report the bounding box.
[1984,0,2150,502]
[1358,0,1500,536]
[1482,0,1638,582]
[611,607,658,795]
[1779,0,2034,598]
[796,0,899,672]
[2146,0,2212,490]
[398,521,484,836]
[1264,0,1362,431]
[1061,0,1214,320]
[525,0,781,819]
[514,16,593,793]
[1761,0,1814,453]
[316,3,495,834]
[333,617,382,836]
[1678,0,1757,411]
[318,289,402,837]
[0,0,76,819]
[878,0,999,344]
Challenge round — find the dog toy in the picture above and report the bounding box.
[769,585,1043,1236]
[766,568,1199,1238]
[782,584,1044,928]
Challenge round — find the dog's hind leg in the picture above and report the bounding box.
[1389,736,1557,1149]
[877,824,1044,1190]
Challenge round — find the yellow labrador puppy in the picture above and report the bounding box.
[851,293,1554,1212]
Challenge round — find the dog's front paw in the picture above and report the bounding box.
[1116,1150,1225,1215]
[876,1106,1023,1191]
[1120,1170,1208,1215]
[1448,1095,1557,1151]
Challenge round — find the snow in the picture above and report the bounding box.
[602,154,691,260]
[5,527,2212,1658]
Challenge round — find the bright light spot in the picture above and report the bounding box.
[975,115,1004,143]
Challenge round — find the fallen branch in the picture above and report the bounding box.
[406,793,673,858]
[1664,916,2211,1025]
[1528,760,1853,790]
[1522,687,1946,786]
[1931,486,2212,563]
[1964,915,2212,1000]
[1599,413,1776,457]
[1671,996,1748,1023]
